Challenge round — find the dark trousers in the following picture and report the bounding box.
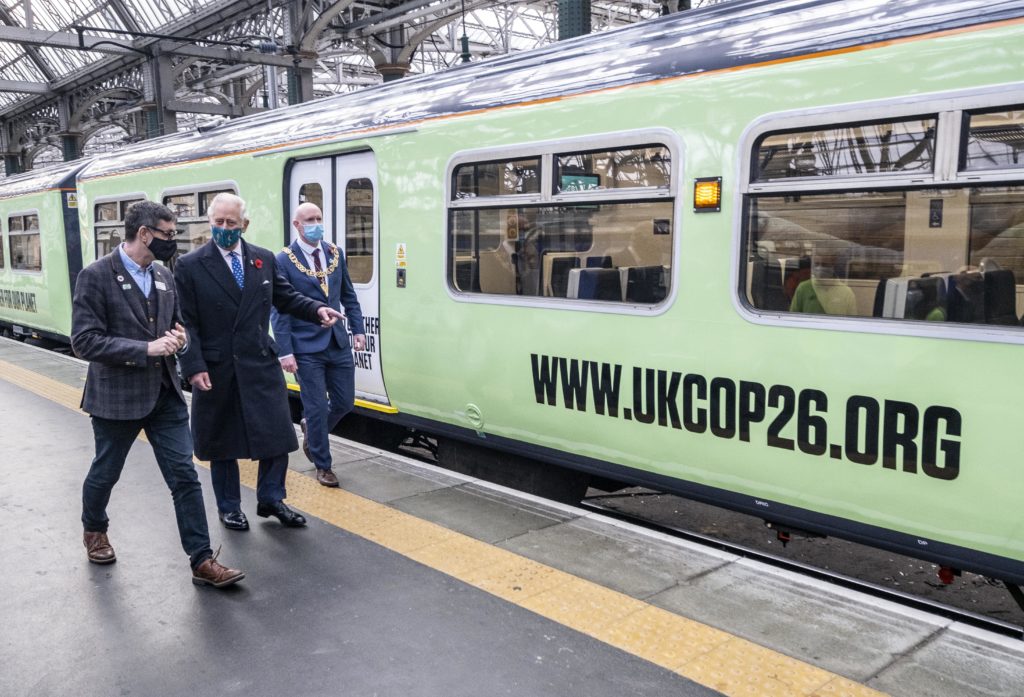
[82,387,212,569]
[295,338,355,471]
[209,455,289,513]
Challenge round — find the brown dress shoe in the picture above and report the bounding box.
[300,418,313,463]
[83,531,116,564]
[192,549,245,588]
[316,468,340,488]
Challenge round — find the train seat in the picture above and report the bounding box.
[623,265,668,303]
[567,268,623,301]
[947,272,986,323]
[983,269,1019,325]
[546,255,581,297]
[453,258,480,292]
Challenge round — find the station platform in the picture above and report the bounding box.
[1,336,1022,697]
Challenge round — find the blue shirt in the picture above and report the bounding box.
[118,244,152,298]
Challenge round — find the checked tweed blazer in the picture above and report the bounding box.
[71,250,185,420]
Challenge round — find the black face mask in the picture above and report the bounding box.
[147,235,178,262]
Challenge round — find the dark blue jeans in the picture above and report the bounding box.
[82,387,212,569]
[209,455,289,512]
[295,339,355,471]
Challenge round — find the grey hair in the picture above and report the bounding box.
[207,192,247,221]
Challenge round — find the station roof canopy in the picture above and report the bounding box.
[0,0,237,109]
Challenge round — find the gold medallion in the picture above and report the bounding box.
[283,243,339,297]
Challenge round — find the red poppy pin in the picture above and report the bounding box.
[253,258,263,269]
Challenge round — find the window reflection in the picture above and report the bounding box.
[964,108,1024,171]
[755,119,936,181]
[746,186,1024,326]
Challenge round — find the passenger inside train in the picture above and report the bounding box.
[745,110,1024,327]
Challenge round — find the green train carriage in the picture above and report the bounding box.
[7,0,1024,591]
[0,161,83,344]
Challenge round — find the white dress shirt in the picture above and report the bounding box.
[217,240,243,271]
[294,236,326,282]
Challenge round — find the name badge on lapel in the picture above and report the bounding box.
[155,280,168,291]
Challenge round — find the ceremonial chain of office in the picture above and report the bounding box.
[283,245,340,278]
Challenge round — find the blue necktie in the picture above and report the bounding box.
[229,251,244,289]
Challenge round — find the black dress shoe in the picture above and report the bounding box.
[218,510,249,531]
[256,501,307,527]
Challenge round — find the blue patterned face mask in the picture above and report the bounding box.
[302,224,324,242]
[211,226,242,249]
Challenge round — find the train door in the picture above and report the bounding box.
[288,152,390,409]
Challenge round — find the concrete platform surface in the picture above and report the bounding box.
[2,337,1023,697]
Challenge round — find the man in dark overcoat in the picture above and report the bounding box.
[272,202,366,488]
[174,193,342,530]
[73,200,244,588]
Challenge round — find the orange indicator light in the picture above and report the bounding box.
[694,177,722,212]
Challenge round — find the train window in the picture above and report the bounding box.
[163,193,195,218]
[95,202,119,223]
[753,117,937,182]
[8,214,41,272]
[745,185,1024,326]
[449,139,676,303]
[962,107,1024,171]
[299,183,324,209]
[345,178,374,284]
[95,198,146,259]
[120,198,144,218]
[555,145,671,193]
[164,185,238,259]
[453,158,541,199]
[0,221,4,269]
[198,189,235,216]
[967,186,1024,279]
[450,201,673,300]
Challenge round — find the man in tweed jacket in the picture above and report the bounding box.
[71,200,243,588]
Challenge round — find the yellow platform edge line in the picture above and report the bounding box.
[0,357,886,697]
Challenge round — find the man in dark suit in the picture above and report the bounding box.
[272,202,365,488]
[72,200,244,588]
[174,193,342,531]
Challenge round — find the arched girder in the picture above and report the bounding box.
[26,143,61,168]
[300,0,360,52]
[70,88,144,128]
[242,78,264,105]
[173,57,202,80]
[82,122,130,144]
[397,3,493,65]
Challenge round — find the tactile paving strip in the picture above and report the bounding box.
[0,356,886,697]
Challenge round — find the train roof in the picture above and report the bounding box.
[79,0,1024,180]
[0,160,84,200]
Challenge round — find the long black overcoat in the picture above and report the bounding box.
[174,238,324,461]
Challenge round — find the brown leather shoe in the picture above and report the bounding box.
[192,549,244,588]
[300,418,312,463]
[316,468,339,488]
[83,531,116,564]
